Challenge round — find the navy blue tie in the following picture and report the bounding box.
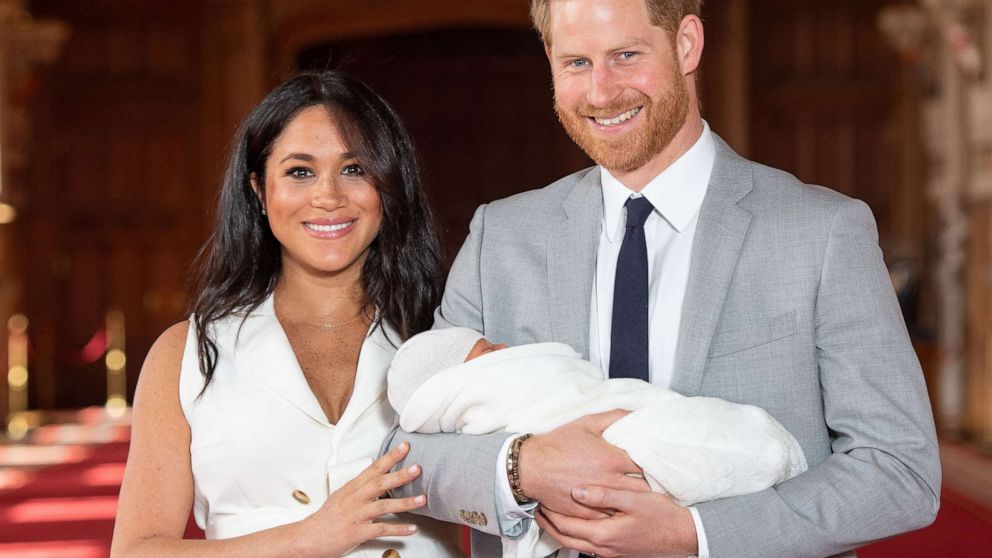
[609,196,654,381]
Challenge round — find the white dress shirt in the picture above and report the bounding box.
[495,122,716,557]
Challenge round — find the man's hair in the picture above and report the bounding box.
[530,0,703,45]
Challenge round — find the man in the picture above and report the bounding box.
[388,0,941,556]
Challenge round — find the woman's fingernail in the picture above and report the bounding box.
[407,464,419,475]
[573,487,589,501]
[415,495,426,504]
[407,525,418,533]
[400,441,409,452]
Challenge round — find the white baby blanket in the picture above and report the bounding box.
[390,342,807,558]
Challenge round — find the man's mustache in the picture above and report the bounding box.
[573,95,649,119]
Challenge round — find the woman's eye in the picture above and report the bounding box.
[342,164,365,176]
[286,167,314,179]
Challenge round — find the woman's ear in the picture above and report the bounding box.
[249,173,266,215]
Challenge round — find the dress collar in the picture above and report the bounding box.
[219,295,398,431]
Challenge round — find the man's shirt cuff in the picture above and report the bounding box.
[689,506,710,558]
[494,435,537,537]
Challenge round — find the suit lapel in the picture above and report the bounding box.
[671,137,754,396]
[547,169,603,358]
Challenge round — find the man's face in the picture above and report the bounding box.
[546,0,690,173]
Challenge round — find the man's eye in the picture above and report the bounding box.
[342,164,365,176]
[569,59,589,68]
[286,167,314,179]
[619,51,637,60]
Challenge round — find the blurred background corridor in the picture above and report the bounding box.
[1,0,992,555]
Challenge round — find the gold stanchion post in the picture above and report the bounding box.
[105,310,127,418]
[7,314,29,439]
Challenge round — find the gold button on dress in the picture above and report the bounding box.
[291,489,310,505]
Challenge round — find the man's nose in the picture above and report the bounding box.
[587,64,622,108]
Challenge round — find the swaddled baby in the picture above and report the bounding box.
[388,328,808,558]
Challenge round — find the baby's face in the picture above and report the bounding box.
[465,338,508,362]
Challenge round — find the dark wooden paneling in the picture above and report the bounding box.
[749,0,919,253]
[25,0,207,409]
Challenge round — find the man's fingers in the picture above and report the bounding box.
[542,507,606,531]
[578,409,631,434]
[536,510,605,556]
[615,472,651,493]
[572,485,638,512]
[541,500,611,520]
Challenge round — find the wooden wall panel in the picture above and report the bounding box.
[749,0,923,266]
[25,0,208,409]
[698,0,751,155]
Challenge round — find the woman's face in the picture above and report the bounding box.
[254,106,383,278]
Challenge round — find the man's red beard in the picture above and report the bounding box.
[555,66,690,173]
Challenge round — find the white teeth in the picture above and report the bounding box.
[305,221,353,232]
[594,107,641,126]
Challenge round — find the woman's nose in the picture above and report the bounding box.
[311,177,346,210]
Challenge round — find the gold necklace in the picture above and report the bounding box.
[297,312,366,332]
[274,295,368,333]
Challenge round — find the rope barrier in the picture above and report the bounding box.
[5,310,127,439]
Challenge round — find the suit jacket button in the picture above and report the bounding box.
[382,550,400,558]
[458,510,487,526]
[292,489,310,505]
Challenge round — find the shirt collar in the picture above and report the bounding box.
[600,120,716,242]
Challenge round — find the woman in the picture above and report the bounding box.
[111,71,462,557]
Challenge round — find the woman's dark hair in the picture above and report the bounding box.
[189,70,442,385]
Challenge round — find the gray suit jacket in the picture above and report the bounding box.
[388,137,940,557]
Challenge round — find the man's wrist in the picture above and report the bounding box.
[493,436,536,537]
[679,505,700,556]
[506,433,534,504]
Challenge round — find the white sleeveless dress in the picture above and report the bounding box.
[179,296,462,557]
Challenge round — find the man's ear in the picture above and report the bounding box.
[676,15,704,76]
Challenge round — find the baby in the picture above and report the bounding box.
[388,327,808,558]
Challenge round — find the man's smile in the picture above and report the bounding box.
[591,106,643,127]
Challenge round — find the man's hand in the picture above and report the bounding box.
[518,410,648,519]
[536,485,698,558]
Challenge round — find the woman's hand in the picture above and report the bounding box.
[297,441,426,557]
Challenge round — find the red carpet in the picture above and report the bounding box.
[1,417,989,556]
[859,486,991,556]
